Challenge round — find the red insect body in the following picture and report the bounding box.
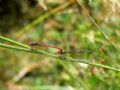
[29,42,63,54]
[29,42,91,55]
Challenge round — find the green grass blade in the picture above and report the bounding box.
[0,36,30,49]
[0,43,120,72]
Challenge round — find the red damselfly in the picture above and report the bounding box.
[29,42,92,55]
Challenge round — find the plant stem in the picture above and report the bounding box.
[0,43,120,72]
[0,43,56,57]
[0,36,30,49]
[59,57,120,72]
[77,0,120,53]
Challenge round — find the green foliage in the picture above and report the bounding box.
[0,0,120,90]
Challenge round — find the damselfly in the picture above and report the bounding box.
[29,42,92,55]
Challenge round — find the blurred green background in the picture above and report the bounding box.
[1,0,120,90]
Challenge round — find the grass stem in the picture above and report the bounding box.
[0,36,30,49]
[0,42,120,72]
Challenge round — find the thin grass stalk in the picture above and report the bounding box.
[0,43,120,72]
[0,36,29,49]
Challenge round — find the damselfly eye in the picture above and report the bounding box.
[57,49,63,54]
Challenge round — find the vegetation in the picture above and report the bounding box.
[0,0,120,90]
